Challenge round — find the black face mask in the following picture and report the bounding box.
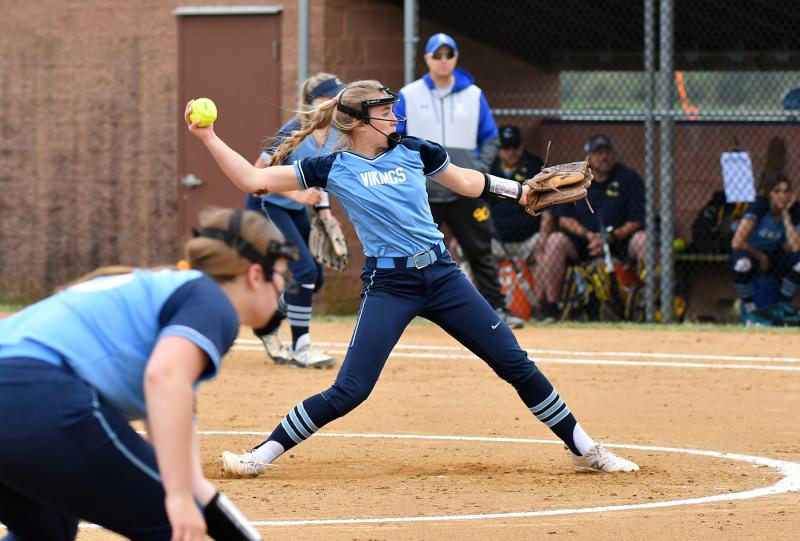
[194,211,299,278]
[194,211,298,330]
[254,310,284,337]
[336,86,405,148]
[253,290,288,337]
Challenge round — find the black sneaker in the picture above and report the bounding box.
[539,302,561,323]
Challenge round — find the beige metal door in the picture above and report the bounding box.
[176,7,282,241]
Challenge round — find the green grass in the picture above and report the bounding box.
[3,307,790,334]
[523,320,798,334]
[314,315,795,334]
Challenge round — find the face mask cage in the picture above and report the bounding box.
[336,87,404,124]
[193,210,299,282]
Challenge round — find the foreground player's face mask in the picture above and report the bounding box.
[194,210,299,288]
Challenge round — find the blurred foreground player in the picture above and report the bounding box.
[0,208,294,540]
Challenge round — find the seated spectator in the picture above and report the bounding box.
[731,173,800,325]
[489,125,554,265]
[536,134,646,320]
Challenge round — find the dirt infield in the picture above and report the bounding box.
[72,322,798,540]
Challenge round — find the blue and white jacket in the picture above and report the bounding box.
[395,68,499,202]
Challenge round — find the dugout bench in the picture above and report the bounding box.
[675,252,737,323]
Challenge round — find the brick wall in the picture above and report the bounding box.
[0,0,406,308]
[1,1,283,300]
[0,1,194,300]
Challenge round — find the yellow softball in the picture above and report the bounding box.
[189,97,217,127]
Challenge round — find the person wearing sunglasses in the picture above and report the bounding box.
[184,80,640,479]
[0,207,297,540]
[394,33,524,330]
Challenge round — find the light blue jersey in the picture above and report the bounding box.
[294,137,450,257]
[254,118,340,211]
[0,269,239,420]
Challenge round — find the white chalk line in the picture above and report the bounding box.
[210,432,800,527]
[236,339,800,363]
[234,340,800,372]
[5,339,795,533]
[3,434,799,532]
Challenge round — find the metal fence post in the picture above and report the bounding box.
[644,0,657,322]
[658,0,675,322]
[297,0,309,88]
[404,0,418,87]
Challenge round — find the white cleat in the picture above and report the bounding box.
[259,331,291,365]
[288,344,337,369]
[571,444,640,473]
[221,451,269,478]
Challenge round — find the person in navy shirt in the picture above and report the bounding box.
[489,125,554,273]
[245,72,345,369]
[0,207,296,540]
[537,134,646,320]
[730,173,800,324]
[185,80,639,477]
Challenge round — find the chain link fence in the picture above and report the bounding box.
[410,0,800,326]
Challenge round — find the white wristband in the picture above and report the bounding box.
[482,173,522,201]
[314,189,331,210]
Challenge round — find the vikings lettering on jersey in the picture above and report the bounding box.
[293,137,449,258]
[359,167,407,187]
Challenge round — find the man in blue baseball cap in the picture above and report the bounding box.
[425,32,458,55]
[394,33,524,328]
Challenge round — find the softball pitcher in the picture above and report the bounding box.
[185,80,639,477]
[0,208,295,540]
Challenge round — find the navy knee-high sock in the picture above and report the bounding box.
[257,393,340,452]
[517,370,582,455]
[285,285,314,350]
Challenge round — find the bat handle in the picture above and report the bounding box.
[602,226,614,273]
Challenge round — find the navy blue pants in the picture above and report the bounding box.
[245,197,324,289]
[263,250,560,452]
[0,359,170,540]
[328,252,539,413]
[261,202,324,289]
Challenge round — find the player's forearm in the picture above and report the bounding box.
[203,134,265,193]
[540,211,555,235]
[613,221,642,241]
[144,372,195,500]
[731,219,755,251]
[560,217,588,238]
[435,164,486,197]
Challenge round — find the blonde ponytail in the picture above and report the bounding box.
[268,98,337,168]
